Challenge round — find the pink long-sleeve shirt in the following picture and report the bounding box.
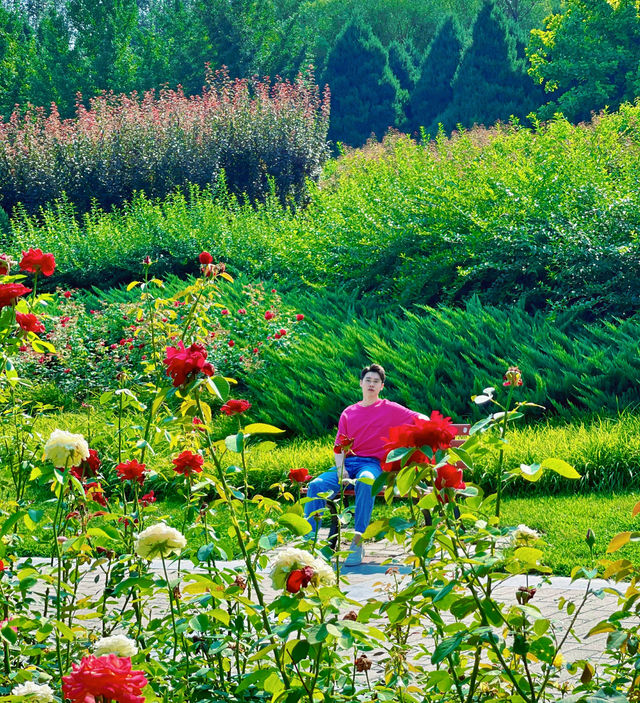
[335,399,419,461]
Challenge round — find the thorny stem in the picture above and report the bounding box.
[195,393,290,687]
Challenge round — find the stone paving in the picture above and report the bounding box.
[34,531,622,675]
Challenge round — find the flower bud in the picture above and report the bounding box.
[355,654,372,672]
[503,366,523,387]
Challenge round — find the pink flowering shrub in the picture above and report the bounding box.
[0,68,330,215]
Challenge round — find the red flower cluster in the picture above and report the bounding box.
[286,565,314,593]
[220,399,251,416]
[140,490,156,507]
[434,464,466,503]
[172,450,204,476]
[71,449,101,481]
[264,310,276,320]
[289,468,312,483]
[381,412,456,471]
[295,314,304,321]
[16,312,44,334]
[115,460,146,485]
[0,283,31,309]
[85,482,107,507]
[199,251,213,265]
[163,341,214,387]
[19,248,56,277]
[62,654,148,703]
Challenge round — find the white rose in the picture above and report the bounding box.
[134,523,187,560]
[12,682,55,703]
[94,634,138,657]
[44,429,89,469]
[513,524,541,545]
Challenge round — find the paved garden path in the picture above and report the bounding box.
[35,532,621,673]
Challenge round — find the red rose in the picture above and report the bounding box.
[221,309,229,315]
[434,463,466,503]
[63,290,72,298]
[163,341,214,387]
[115,459,146,485]
[289,468,312,483]
[278,328,287,336]
[140,490,156,507]
[228,339,235,347]
[0,254,13,275]
[286,565,314,594]
[199,251,213,265]
[63,654,148,703]
[0,283,31,309]
[70,449,101,481]
[220,399,251,416]
[192,417,206,431]
[264,310,276,320]
[19,248,56,277]
[410,411,457,452]
[296,314,304,321]
[237,308,246,315]
[85,482,107,507]
[334,433,355,454]
[15,312,45,334]
[172,450,204,476]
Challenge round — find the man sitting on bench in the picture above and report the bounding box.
[303,363,422,566]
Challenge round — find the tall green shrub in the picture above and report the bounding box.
[437,1,536,130]
[409,16,463,135]
[0,70,330,215]
[323,16,402,146]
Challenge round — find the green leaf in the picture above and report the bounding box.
[244,423,285,435]
[278,513,311,536]
[431,633,464,664]
[208,376,230,402]
[519,463,542,482]
[540,457,581,479]
[0,512,24,538]
[225,432,244,453]
[585,687,629,703]
[0,625,16,645]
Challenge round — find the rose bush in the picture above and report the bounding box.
[0,247,623,703]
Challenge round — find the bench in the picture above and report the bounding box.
[302,423,471,550]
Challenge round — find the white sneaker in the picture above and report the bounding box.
[344,544,364,567]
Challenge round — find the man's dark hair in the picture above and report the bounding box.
[360,364,386,383]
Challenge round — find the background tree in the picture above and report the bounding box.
[436,1,539,131]
[409,16,463,136]
[323,15,402,146]
[528,0,640,122]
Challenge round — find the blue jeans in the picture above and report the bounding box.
[304,456,383,535]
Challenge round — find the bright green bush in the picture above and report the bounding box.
[7,105,640,318]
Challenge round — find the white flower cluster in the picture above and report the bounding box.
[513,524,541,546]
[270,547,335,591]
[12,681,55,703]
[44,429,89,469]
[134,522,187,560]
[94,633,138,657]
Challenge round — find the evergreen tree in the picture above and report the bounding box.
[437,1,538,131]
[388,40,418,92]
[409,16,463,136]
[323,16,402,146]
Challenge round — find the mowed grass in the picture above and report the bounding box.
[5,409,640,576]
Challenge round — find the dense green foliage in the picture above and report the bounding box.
[409,17,463,136]
[9,106,640,319]
[528,0,640,122]
[7,0,632,150]
[245,295,640,435]
[323,18,402,145]
[438,2,541,131]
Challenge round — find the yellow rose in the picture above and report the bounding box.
[43,429,89,469]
